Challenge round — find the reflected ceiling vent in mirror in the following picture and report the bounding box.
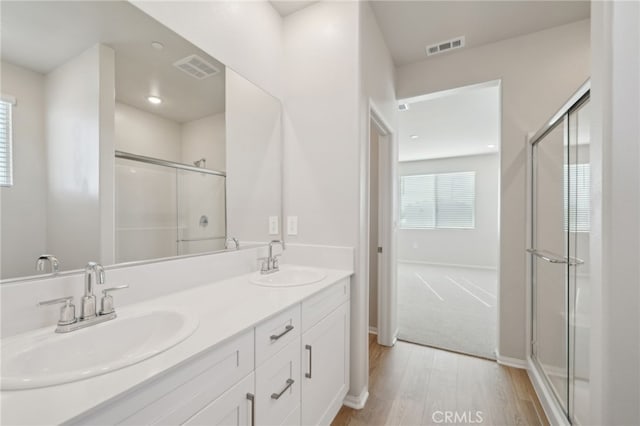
[173,54,220,80]
[426,36,465,57]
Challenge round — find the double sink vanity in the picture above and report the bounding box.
[1,258,353,425]
[1,2,354,424]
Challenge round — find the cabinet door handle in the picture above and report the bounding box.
[270,324,294,341]
[246,393,255,426]
[270,378,294,400]
[305,344,312,379]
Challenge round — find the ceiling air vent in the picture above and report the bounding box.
[173,54,220,80]
[426,36,465,57]
[398,103,410,111]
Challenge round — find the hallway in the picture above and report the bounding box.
[333,335,548,426]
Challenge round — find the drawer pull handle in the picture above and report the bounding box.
[270,324,294,341]
[270,378,294,400]
[246,393,255,426]
[305,344,313,378]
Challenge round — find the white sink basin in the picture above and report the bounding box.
[250,265,327,287]
[1,308,199,390]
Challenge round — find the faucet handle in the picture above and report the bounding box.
[258,257,269,273]
[38,296,77,326]
[100,285,128,315]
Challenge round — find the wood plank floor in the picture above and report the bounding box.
[332,335,548,426]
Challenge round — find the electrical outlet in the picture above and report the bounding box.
[269,216,279,235]
[287,216,298,235]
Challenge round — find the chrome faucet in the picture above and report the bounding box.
[81,262,105,319]
[35,254,60,274]
[261,240,283,274]
[38,261,128,333]
[225,237,240,250]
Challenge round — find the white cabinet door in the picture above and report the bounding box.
[301,302,350,426]
[255,337,301,426]
[182,373,255,426]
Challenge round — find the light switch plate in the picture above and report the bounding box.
[269,216,279,235]
[287,216,298,235]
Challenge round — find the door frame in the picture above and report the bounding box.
[365,102,397,347]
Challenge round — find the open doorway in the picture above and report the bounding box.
[395,81,501,359]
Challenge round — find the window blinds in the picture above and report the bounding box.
[0,99,12,187]
[565,163,590,232]
[400,171,475,229]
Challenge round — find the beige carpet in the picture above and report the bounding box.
[397,262,497,359]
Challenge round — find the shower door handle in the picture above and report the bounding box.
[526,248,584,266]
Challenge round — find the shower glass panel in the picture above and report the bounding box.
[115,158,178,263]
[177,170,226,256]
[530,84,590,424]
[115,156,227,264]
[568,100,591,425]
[531,118,570,414]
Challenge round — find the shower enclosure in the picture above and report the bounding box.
[115,151,227,264]
[528,82,590,425]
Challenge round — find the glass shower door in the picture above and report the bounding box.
[567,99,591,424]
[531,89,590,424]
[531,118,570,415]
[177,170,226,255]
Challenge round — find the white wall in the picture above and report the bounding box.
[45,44,114,272]
[359,0,398,353]
[0,61,47,279]
[226,68,282,244]
[398,153,499,268]
[282,0,397,404]
[181,113,226,172]
[131,1,283,100]
[396,20,590,361]
[115,102,182,162]
[282,0,363,400]
[590,2,640,424]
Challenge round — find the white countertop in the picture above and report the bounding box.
[1,266,353,425]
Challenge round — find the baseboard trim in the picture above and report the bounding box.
[343,388,369,410]
[368,326,378,335]
[398,259,497,271]
[495,351,527,369]
[527,358,570,426]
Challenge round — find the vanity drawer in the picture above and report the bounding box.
[181,372,254,426]
[301,278,350,331]
[115,330,255,426]
[255,337,301,426]
[255,304,300,366]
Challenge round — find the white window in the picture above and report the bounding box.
[400,171,475,229]
[0,97,13,187]
[565,163,590,232]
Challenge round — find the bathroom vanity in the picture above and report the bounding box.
[1,266,352,425]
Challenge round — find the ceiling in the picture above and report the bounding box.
[399,83,500,162]
[270,1,318,17]
[1,1,225,123]
[371,1,590,66]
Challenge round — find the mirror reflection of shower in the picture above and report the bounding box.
[194,158,206,168]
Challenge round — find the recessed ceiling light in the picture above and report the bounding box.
[151,41,164,50]
[147,96,162,105]
[410,135,419,140]
[487,144,496,148]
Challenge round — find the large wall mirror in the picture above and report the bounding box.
[0,1,282,282]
